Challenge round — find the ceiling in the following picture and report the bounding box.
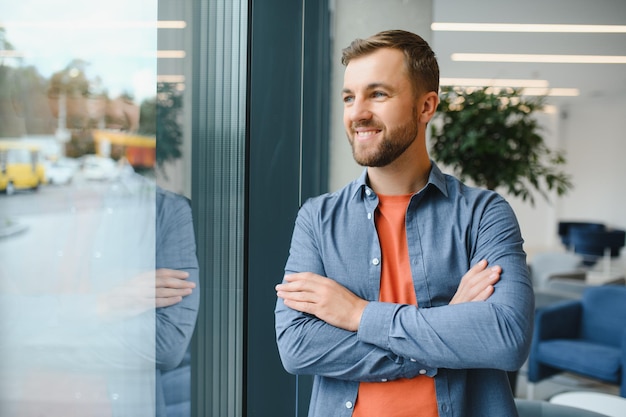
[431,0,626,106]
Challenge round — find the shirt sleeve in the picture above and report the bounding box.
[275,200,428,382]
[357,194,534,372]
[155,191,200,371]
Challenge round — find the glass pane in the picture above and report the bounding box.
[0,2,169,416]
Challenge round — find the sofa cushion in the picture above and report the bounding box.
[537,339,621,383]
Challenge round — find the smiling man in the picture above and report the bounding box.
[275,30,534,417]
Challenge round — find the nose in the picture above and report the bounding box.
[346,96,372,123]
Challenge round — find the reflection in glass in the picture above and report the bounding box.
[0,177,157,416]
[0,1,173,415]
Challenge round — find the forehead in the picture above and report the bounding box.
[343,48,409,90]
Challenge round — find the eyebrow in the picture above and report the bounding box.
[342,82,394,95]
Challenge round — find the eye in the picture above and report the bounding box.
[342,95,354,104]
[372,90,387,99]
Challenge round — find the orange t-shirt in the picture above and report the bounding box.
[352,194,438,417]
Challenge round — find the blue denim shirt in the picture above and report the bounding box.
[275,163,534,417]
[154,186,200,417]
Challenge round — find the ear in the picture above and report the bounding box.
[418,91,439,123]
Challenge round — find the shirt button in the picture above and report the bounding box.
[372,258,380,266]
[365,189,371,196]
[345,401,353,409]
[367,212,372,219]
[419,369,427,375]
[410,358,417,362]
[381,378,387,382]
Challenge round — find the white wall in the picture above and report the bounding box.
[501,110,562,255]
[509,97,626,272]
[556,97,626,231]
[506,97,626,260]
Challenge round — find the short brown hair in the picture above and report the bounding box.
[341,30,439,96]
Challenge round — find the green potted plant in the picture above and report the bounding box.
[138,82,183,177]
[430,86,572,205]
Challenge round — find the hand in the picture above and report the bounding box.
[98,268,195,319]
[276,272,368,332]
[449,259,501,305]
[155,268,195,308]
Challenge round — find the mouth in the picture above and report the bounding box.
[353,127,382,141]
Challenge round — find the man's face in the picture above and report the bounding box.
[342,48,419,167]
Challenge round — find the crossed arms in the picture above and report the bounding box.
[275,263,516,382]
[276,259,500,332]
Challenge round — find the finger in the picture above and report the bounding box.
[155,268,190,279]
[462,260,489,281]
[283,273,312,284]
[277,275,298,291]
[469,259,488,273]
[156,296,183,308]
[451,264,500,304]
[467,270,500,293]
[277,274,317,292]
[282,298,315,315]
[465,272,499,300]
[156,276,196,289]
[478,268,501,283]
[155,287,194,298]
[467,264,501,286]
[471,285,495,302]
[275,282,301,293]
[276,287,317,303]
[459,260,488,284]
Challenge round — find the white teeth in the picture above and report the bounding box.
[356,130,378,137]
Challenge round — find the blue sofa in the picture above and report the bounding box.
[527,285,626,398]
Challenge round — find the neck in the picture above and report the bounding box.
[367,142,431,195]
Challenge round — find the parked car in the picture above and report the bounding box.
[44,157,79,185]
[80,155,121,181]
[0,141,45,195]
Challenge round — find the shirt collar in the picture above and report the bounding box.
[351,160,449,199]
[427,161,449,197]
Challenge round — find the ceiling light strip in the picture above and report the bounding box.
[432,22,626,33]
[440,77,549,88]
[0,20,186,29]
[523,88,580,97]
[157,75,186,83]
[156,50,186,59]
[451,53,626,64]
[440,83,579,97]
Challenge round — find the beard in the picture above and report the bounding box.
[348,112,419,168]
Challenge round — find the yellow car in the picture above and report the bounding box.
[0,142,46,195]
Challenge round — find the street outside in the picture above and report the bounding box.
[0,171,159,416]
[1,178,110,218]
[0,170,157,281]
